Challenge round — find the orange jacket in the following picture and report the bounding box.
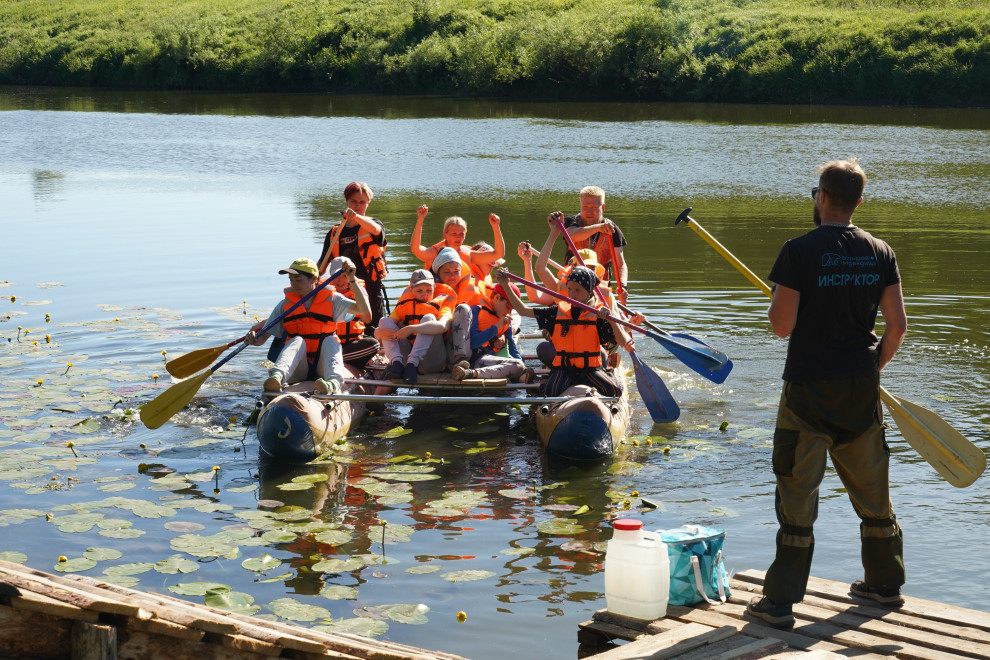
[282,287,337,362]
[551,300,604,369]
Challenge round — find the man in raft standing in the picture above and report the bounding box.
[747,158,908,630]
[558,186,629,304]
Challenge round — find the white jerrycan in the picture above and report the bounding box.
[604,518,669,620]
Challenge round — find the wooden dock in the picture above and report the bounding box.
[0,559,466,660]
[579,569,990,659]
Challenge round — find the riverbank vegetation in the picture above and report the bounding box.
[2,0,988,106]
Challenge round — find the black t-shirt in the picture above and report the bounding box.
[317,218,386,283]
[561,214,627,278]
[768,224,900,381]
[532,304,617,346]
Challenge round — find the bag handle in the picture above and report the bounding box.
[688,549,728,605]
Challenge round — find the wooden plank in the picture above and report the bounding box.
[673,635,787,660]
[588,623,736,659]
[71,621,116,660]
[0,561,149,619]
[7,588,100,622]
[735,569,990,632]
[117,630,273,660]
[124,614,206,642]
[0,602,73,658]
[665,602,891,660]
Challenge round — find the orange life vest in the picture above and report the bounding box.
[391,291,444,334]
[475,303,507,354]
[334,278,367,343]
[281,287,337,362]
[328,223,388,283]
[551,300,604,369]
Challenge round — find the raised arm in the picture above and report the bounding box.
[496,268,536,318]
[518,241,555,304]
[472,213,506,266]
[410,205,436,263]
[342,261,372,323]
[341,207,382,237]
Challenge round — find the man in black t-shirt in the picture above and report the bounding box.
[747,159,908,630]
[560,186,629,304]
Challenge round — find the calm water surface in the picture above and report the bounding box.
[1,87,989,659]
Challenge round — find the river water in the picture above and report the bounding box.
[1,87,988,658]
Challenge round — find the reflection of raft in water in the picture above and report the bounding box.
[257,365,372,463]
[533,383,629,462]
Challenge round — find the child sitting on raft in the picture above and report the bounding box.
[496,265,631,398]
[245,258,371,395]
[374,269,451,385]
[451,281,533,383]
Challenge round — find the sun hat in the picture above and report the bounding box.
[433,247,462,272]
[279,258,319,277]
[575,248,598,266]
[328,257,352,277]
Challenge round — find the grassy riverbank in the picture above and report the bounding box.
[2,0,989,106]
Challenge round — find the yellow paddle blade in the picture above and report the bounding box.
[140,370,212,430]
[880,386,986,488]
[165,344,230,379]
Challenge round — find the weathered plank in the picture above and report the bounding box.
[71,621,117,660]
[588,623,736,659]
[0,602,73,658]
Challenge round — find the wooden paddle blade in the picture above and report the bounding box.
[880,386,986,488]
[165,344,230,379]
[630,351,680,423]
[140,370,212,430]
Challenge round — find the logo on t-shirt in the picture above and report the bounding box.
[820,253,876,268]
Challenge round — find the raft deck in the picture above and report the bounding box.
[579,569,990,659]
[0,559,466,660]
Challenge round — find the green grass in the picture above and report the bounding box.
[2,0,989,106]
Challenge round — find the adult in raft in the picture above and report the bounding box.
[496,265,631,398]
[410,205,506,278]
[557,186,630,304]
[245,257,372,395]
[746,158,908,631]
[316,182,388,332]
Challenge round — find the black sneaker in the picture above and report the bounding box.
[403,362,419,384]
[850,581,904,606]
[746,596,794,629]
[385,361,403,380]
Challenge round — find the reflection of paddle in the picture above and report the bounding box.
[503,270,679,423]
[676,207,986,488]
[547,216,733,383]
[166,336,246,379]
[141,268,346,430]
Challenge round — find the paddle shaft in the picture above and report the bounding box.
[318,211,346,274]
[550,215,611,307]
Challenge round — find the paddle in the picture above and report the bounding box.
[547,216,733,383]
[166,336,247,379]
[675,207,986,487]
[317,210,347,275]
[502,270,680,423]
[140,267,346,430]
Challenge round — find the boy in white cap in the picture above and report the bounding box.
[245,258,371,395]
[374,269,450,384]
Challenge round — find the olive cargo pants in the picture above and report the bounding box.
[762,373,905,605]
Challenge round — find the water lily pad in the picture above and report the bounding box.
[405,564,442,574]
[277,482,313,491]
[319,584,359,600]
[164,521,205,533]
[313,617,388,637]
[500,547,536,556]
[536,518,585,535]
[155,555,199,574]
[377,603,429,624]
[56,512,105,533]
[103,562,155,576]
[83,547,123,561]
[260,529,296,543]
[54,557,97,573]
[170,532,241,559]
[312,557,365,573]
[375,427,413,438]
[314,529,352,546]
[242,553,282,572]
[0,551,28,563]
[606,461,644,476]
[708,506,740,518]
[98,482,136,492]
[168,582,231,596]
[440,569,495,583]
[270,597,332,622]
[205,588,260,615]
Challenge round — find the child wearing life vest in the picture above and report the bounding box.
[245,258,371,395]
[496,266,631,398]
[430,246,485,367]
[374,269,450,384]
[325,257,380,369]
[451,281,533,383]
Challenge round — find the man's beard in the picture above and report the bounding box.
[813,204,822,226]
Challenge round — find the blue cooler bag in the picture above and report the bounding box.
[659,525,730,606]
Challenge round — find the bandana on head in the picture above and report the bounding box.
[566,265,600,294]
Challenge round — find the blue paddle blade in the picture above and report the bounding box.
[645,330,734,384]
[630,351,680,423]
